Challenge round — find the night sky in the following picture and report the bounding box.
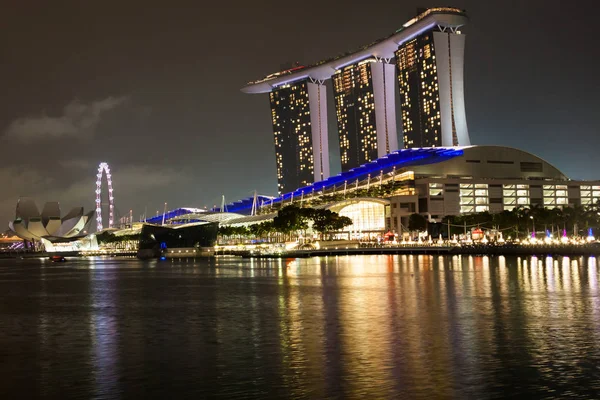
[2,0,598,227]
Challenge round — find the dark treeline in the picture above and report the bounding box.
[218,205,352,242]
[96,231,141,244]
[440,203,600,237]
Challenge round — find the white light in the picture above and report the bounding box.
[95,162,116,229]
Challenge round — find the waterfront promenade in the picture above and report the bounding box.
[3,243,600,260]
[216,243,600,258]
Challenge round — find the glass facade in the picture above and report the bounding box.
[429,182,443,196]
[269,80,315,194]
[503,184,530,211]
[333,60,378,172]
[542,184,568,207]
[580,185,600,206]
[460,183,489,213]
[338,201,386,232]
[396,31,444,148]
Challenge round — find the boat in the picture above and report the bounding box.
[49,255,66,262]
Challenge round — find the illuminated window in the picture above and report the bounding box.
[542,184,568,207]
[268,80,315,193]
[429,182,443,196]
[503,184,529,211]
[333,60,378,171]
[580,185,600,205]
[337,201,386,232]
[460,183,488,213]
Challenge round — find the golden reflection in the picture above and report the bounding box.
[561,257,571,292]
[277,264,318,397]
[223,254,600,397]
[571,258,581,290]
[452,255,461,269]
[438,255,446,271]
[482,256,492,298]
[589,257,598,293]
[519,256,529,290]
[331,256,396,397]
[547,257,556,292]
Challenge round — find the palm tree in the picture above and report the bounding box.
[512,205,529,237]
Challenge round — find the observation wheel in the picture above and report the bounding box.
[95,162,115,231]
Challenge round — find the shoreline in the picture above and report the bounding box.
[2,244,599,260]
[224,244,600,259]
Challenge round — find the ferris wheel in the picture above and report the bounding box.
[95,162,114,231]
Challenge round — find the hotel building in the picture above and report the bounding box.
[333,59,398,172]
[396,18,470,148]
[269,79,329,194]
[242,7,469,192]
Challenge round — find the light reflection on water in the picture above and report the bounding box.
[1,255,600,398]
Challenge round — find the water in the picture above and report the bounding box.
[2,255,600,399]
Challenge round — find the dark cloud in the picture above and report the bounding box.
[4,97,128,142]
[0,163,193,226]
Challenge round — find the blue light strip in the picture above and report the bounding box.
[145,208,199,224]
[212,195,274,214]
[217,147,465,215]
[148,148,464,220]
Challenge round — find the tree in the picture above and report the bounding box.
[408,213,427,232]
[311,209,353,238]
[249,221,275,240]
[330,215,353,233]
[273,205,309,235]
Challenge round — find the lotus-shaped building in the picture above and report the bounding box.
[9,198,95,242]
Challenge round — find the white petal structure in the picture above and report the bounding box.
[9,199,94,241]
[56,207,85,237]
[27,218,49,238]
[41,201,61,236]
[12,219,39,241]
[16,197,40,221]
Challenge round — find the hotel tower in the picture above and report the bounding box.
[242,7,470,194]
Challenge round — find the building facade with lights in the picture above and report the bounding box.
[209,146,600,236]
[333,59,398,172]
[396,19,470,147]
[242,7,470,192]
[387,146,599,232]
[269,78,330,194]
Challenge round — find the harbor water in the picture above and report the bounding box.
[1,255,600,399]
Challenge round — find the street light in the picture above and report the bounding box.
[530,215,535,238]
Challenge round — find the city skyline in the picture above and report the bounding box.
[0,0,598,226]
